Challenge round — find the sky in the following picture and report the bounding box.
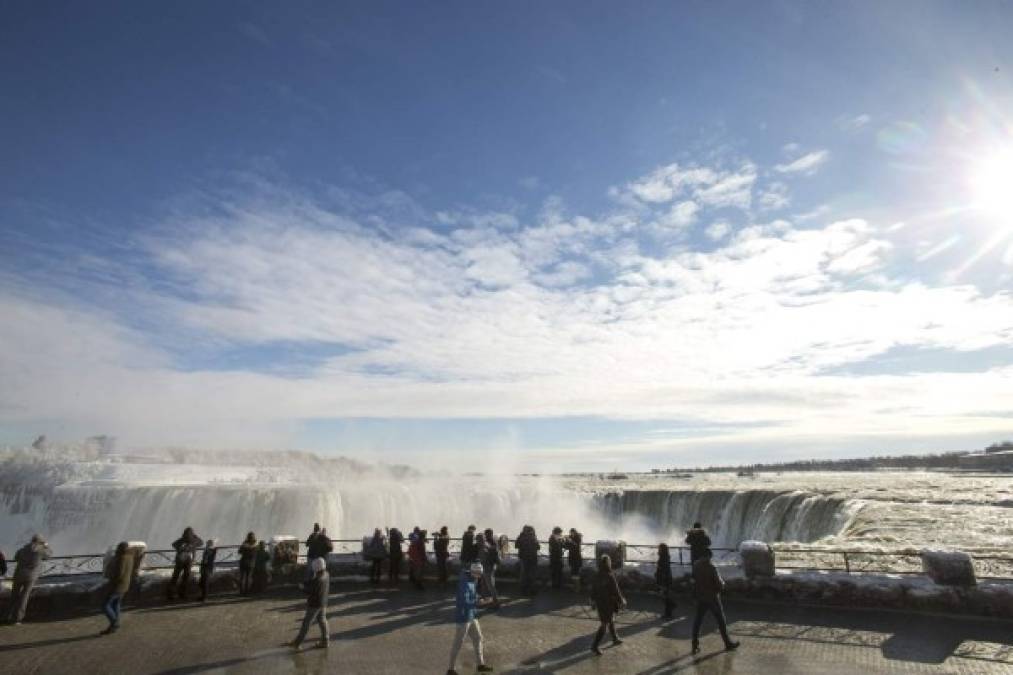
[2,2,1012,471]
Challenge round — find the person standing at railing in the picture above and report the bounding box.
[167,527,203,601]
[238,532,257,595]
[460,525,478,565]
[198,539,217,602]
[305,523,333,581]
[8,534,52,625]
[434,526,451,584]
[100,541,134,635]
[0,549,7,578]
[408,527,427,590]
[252,540,271,593]
[567,528,584,591]
[480,528,501,609]
[388,527,405,585]
[685,523,711,565]
[365,528,388,585]
[515,525,540,595]
[655,543,675,619]
[548,527,566,589]
[690,549,739,654]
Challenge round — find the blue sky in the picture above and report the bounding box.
[2,2,1012,470]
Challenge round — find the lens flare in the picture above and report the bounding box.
[969,148,1013,225]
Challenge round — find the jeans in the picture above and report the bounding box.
[550,558,563,588]
[168,562,191,599]
[436,555,448,583]
[448,619,484,670]
[102,593,122,627]
[692,597,732,645]
[520,556,538,593]
[9,574,38,623]
[239,564,253,594]
[484,564,498,602]
[370,559,383,584]
[293,606,329,646]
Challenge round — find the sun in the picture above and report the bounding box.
[969,147,1013,225]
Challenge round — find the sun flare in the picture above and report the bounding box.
[970,148,1013,225]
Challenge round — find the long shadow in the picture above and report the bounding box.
[0,633,97,653]
[635,649,732,675]
[153,645,306,675]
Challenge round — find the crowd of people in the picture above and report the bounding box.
[1,520,741,670]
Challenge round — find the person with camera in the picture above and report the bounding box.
[167,527,203,601]
[447,562,495,675]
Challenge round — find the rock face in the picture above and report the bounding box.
[739,540,775,578]
[921,549,977,587]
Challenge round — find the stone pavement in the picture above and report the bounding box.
[2,580,1013,674]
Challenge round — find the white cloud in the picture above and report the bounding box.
[758,182,790,210]
[3,171,1013,459]
[838,113,872,132]
[775,150,830,175]
[656,200,699,229]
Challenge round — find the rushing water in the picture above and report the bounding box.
[1,451,1011,557]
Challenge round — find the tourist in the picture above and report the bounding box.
[685,522,711,564]
[690,549,739,654]
[0,549,7,578]
[656,543,675,619]
[167,527,203,600]
[480,528,501,608]
[548,526,565,589]
[589,554,625,655]
[289,557,330,650]
[252,540,271,593]
[238,532,257,595]
[408,527,427,590]
[515,525,540,595]
[366,528,387,585]
[434,526,451,584]
[388,527,404,584]
[100,541,134,635]
[8,534,52,624]
[447,562,495,675]
[198,539,217,602]
[306,526,333,580]
[460,525,477,565]
[567,528,584,590]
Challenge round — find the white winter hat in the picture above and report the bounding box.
[311,557,327,573]
[470,562,484,576]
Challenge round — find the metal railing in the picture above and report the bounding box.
[25,536,1013,583]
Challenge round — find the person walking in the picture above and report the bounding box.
[238,532,257,595]
[685,523,711,565]
[198,539,217,602]
[480,529,501,608]
[100,542,134,635]
[515,525,540,595]
[8,534,52,624]
[388,527,404,585]
[567,528,584,590]
[252,540,271,593]
[167,527,203,600]
[589,554,625,655]
[548,527,565,589]
[366,528,387,585]
[690,549,739,654]
[288,557,330,650]
[447,563,494,675]
[434,526,451,584]
[656,543,675,619]
[408,527,427,590]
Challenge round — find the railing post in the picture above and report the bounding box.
[678,547,683,566]
[844,552,850,574]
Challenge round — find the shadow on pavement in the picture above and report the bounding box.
[0,633,98,653]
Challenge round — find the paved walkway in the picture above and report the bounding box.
[2,581,1013,674]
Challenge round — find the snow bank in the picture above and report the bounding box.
[920,549,976,586]
[739,540,775,578]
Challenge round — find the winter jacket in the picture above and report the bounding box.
[200,547,217,574]
[238,542,257,569]
[481,537,500,569]
[685,528,711,561]
[106,553,135,595]
[388,529,404,558]
[14,542,52,579]
[460,530,476,562]
[591,569,624,616]
[691,557,724,600]
[304,572,330,609]
[567,533,583,568]
[515,530,540,559]
[433,533,450,559]
[307,534,333,560]
[172,533,204,565]
[655,555,673,588]
[0,551,6,577]
[366,534,388,561]
[548,534,565,561]
[408,536,426,566]
[454,572,479,624]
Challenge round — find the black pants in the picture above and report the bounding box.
[436,555,448,583]
[199,566,213,601]
[660,585,675,617]
[692,597,731,645]
[239,564,253,594]
[389,554,401,583]
[550,558,563,588]
[592,610,619,648]
[168,562,191,599]
[370,559,382,584]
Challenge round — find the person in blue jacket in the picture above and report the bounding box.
[447,562,494,675]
